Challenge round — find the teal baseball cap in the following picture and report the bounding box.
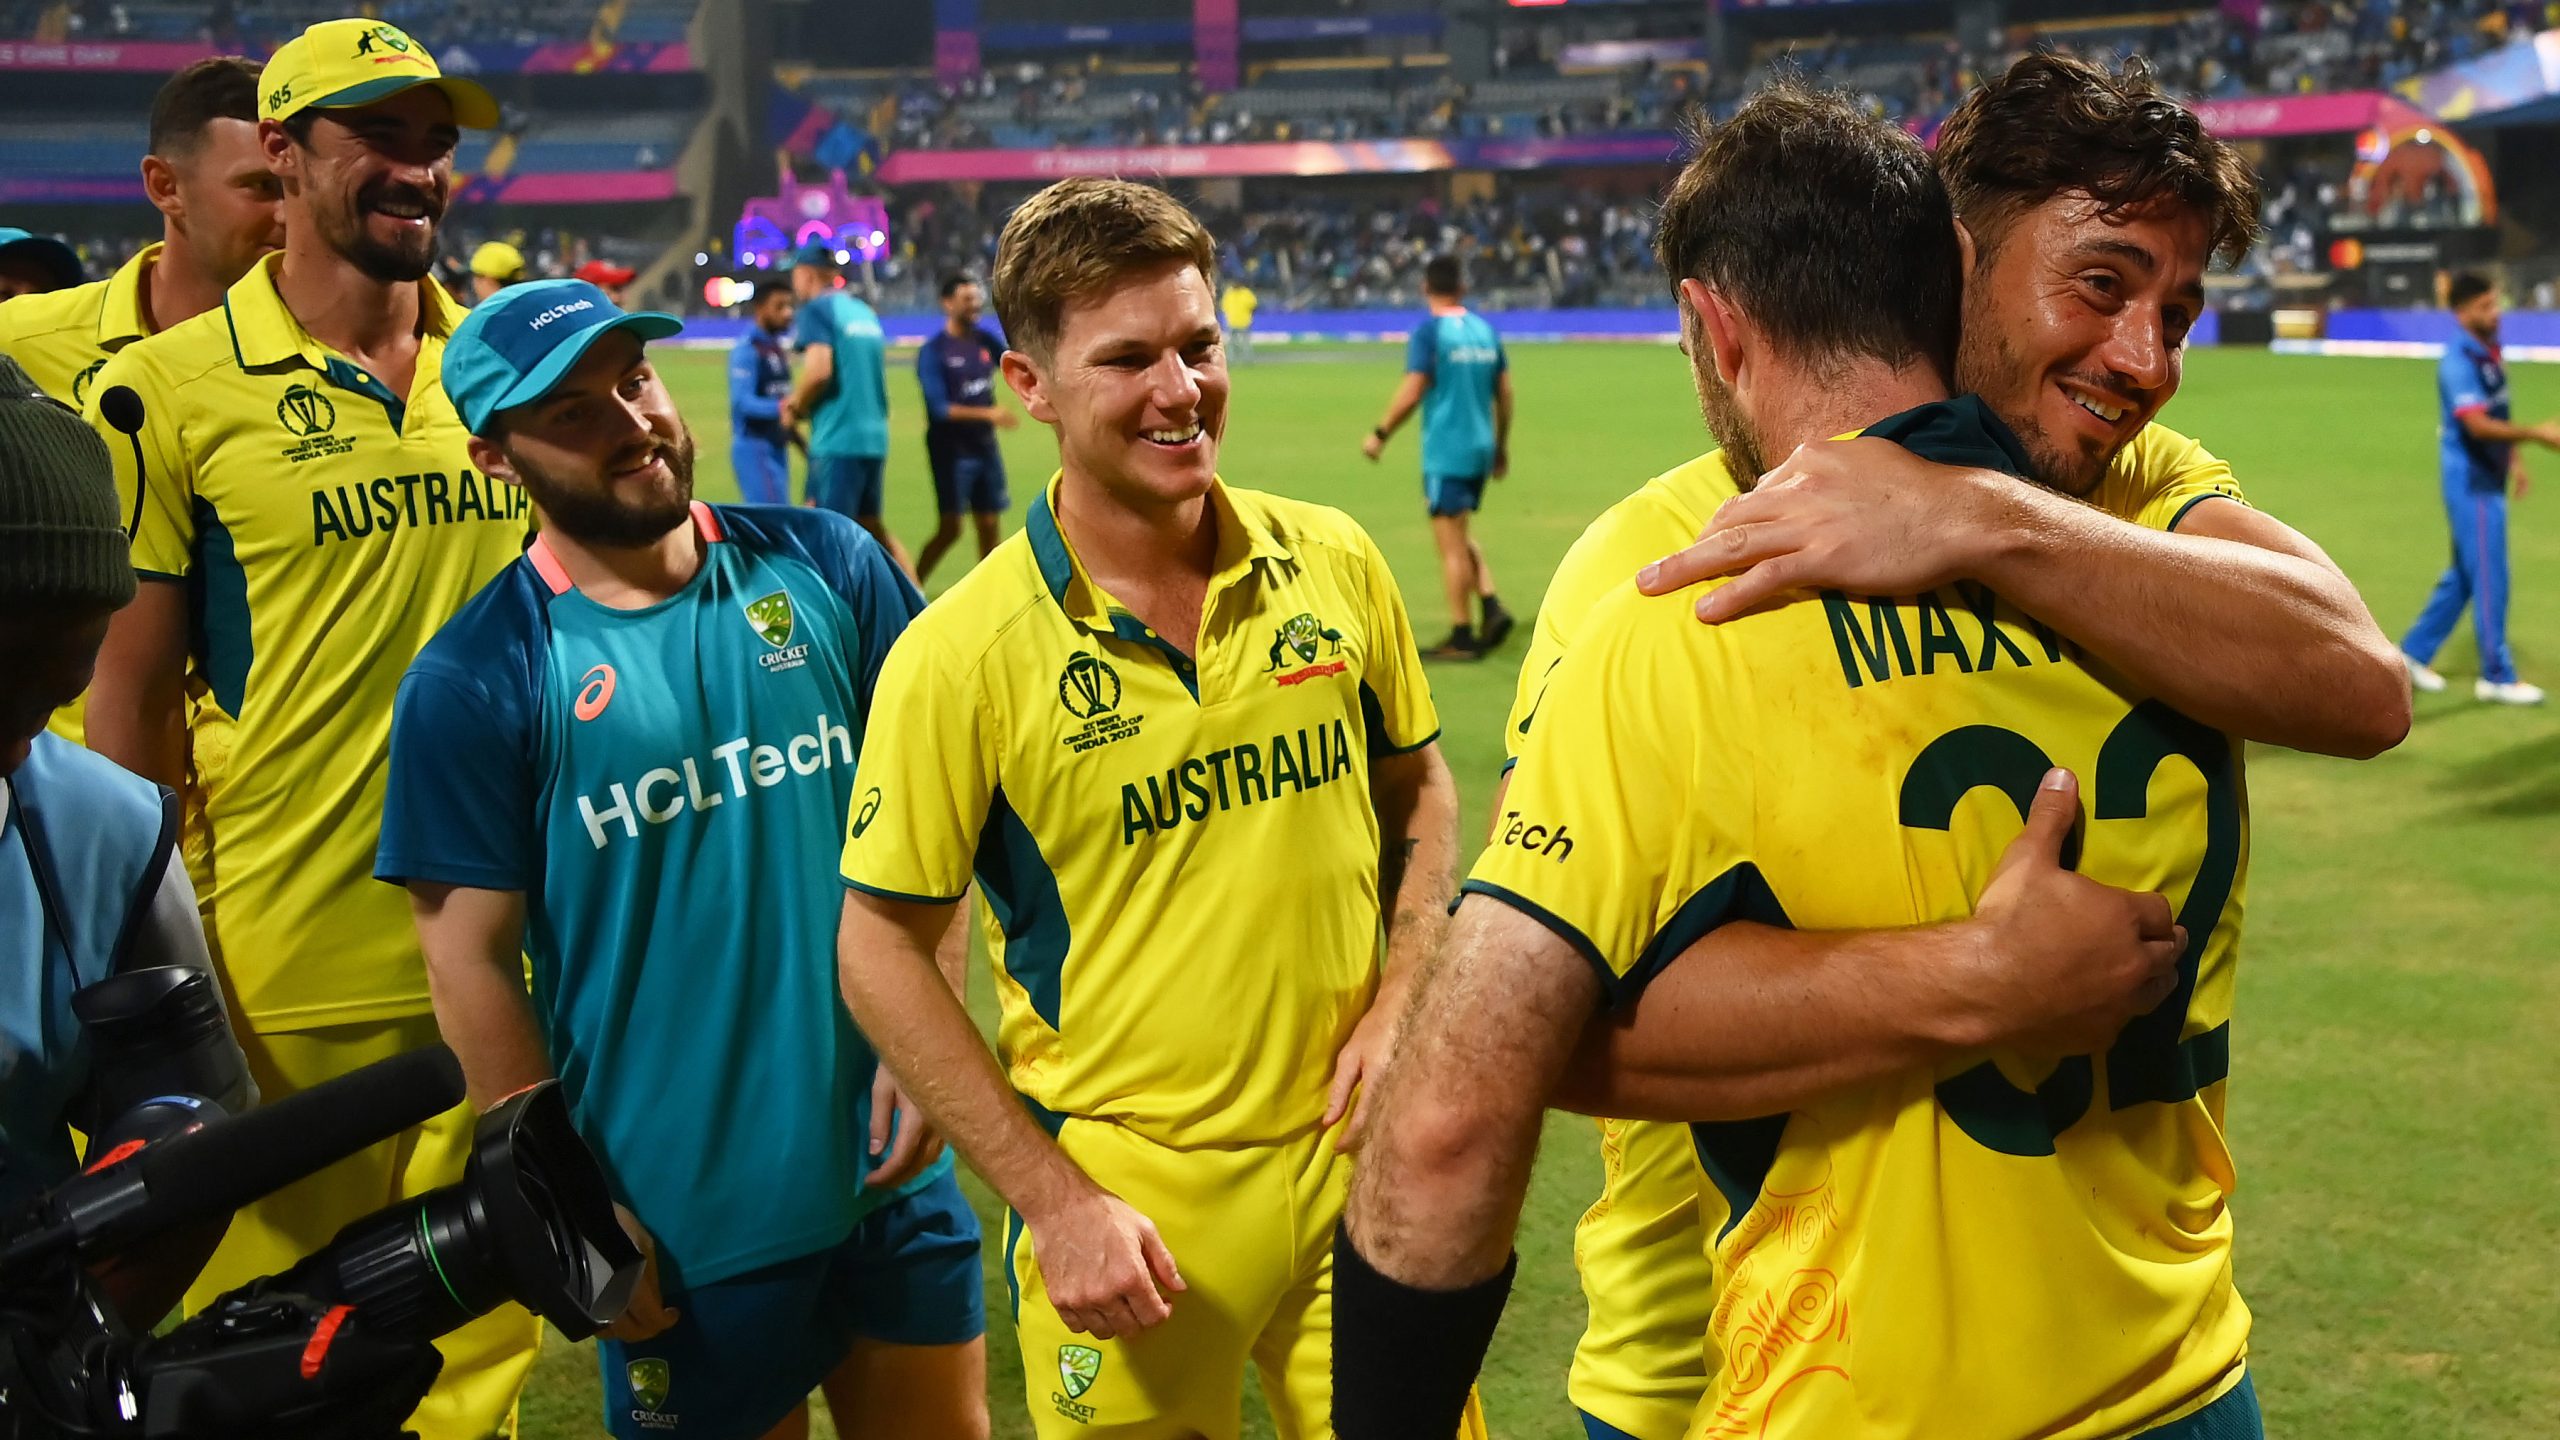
[442,278,682,436]
[790,239,842,269]
[0,228,83,291]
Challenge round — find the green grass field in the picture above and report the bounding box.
[516,342,2560,1438]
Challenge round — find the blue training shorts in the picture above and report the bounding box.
[731,437,791,508]
[1425,472,1487,517]
[599,1168,985,1439]
[809,453,887,520]
[930,445,1009,516]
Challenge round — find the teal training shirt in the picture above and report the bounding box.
[376,502,942,1288]
[792,289,891,459]
[1405,309,1506,481]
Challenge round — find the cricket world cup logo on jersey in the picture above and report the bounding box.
[1058,652,1143,753]
[277,384,337,437]
[626,1358,675,1429]
[1265,611,1347,687]
[746,590,811,674]
[1053,1344,1102,1421]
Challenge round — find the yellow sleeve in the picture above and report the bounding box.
[2101,424,2250,533]
[1354,529,1440,753]
[839,626,993,903]
[1467,589,1763,1004]
[1504,514,1652,763]
[84,347,193,580]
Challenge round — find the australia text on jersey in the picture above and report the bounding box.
[310,467,531,547]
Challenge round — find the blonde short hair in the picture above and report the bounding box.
[992,178,1219,361]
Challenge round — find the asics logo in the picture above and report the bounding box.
[575,664,617,721]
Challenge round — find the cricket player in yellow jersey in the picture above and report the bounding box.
[837,178,1482,1440]
[1344,80,2398,1440]
[0,56,282,746]
[1519,64,2407,1440]
[80,20,541,1438]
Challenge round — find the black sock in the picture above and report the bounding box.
[1331,1224,1515,1440]
[1449,624,1475,644]
[1482,594,1506,620]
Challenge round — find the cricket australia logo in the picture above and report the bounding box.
[626,1357,675,1429]
[357,23,415,57]
[1052,1344,1102,1422]
[1265,611,1347,687]
[746,590,811,674]
[70,358,105,409]
[1058,652,1141,754]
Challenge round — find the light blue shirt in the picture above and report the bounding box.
[378,504,938,1287]
[792,290,891,460]
[1405,309,1506,480]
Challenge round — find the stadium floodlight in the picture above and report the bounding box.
[694,251,709,266]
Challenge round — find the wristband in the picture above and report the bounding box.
[1372,425,1390,442]
[1331,1223,1514,1440]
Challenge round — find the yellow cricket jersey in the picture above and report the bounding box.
[89,253,529,1030]
[1,244,161,747]
[1476,397,2253,1440]
[840,477,1437,1148]
[1505,450,1742,1439]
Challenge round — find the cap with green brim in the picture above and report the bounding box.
[257,18,500,130]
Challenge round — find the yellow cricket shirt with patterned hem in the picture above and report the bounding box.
[85,251,530,1031]
[0,243,162,747]
[838,475,1439,1148]
[1502,426,2249,1440]
[1472,395,2253,1440]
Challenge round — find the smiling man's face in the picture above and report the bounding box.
[1956,193,2210,496]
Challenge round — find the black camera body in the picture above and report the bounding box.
[0,970,641,1439]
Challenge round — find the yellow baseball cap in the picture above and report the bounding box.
[470,241,527,281]
[257,19,500,129]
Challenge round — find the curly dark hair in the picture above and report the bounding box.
[1653,80,1960,378]
[1936,53,2261,268]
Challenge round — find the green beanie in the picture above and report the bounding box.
[0,352,133,612]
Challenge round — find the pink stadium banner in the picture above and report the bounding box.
[0,40,217,70]
[874,132,1684,185]
[2186,90,2403,137]
[0,37,693,73]
[452,171,685,205]
[880,140,1460,184]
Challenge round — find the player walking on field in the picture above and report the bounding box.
[376,279,989,1440]
[913,271,1017,584]
[1342,79,2393,1440]
[2400,270,2560,704]
[1503,56,2409,1440]
[0,57,282,747]
[836,177,1485,1440]
[789,241,905,571]
[79,19,542,1437]
[1362,255,1514,659]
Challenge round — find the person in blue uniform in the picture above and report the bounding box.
[912,272,1016,583]
[728,279,798,506]
[379,280,989,1440]
[1361,255,1515,659]
[2403,272,2560,705]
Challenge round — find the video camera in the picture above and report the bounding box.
[0,967,642,1439]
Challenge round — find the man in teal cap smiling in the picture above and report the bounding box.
[385,277,993,1440]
